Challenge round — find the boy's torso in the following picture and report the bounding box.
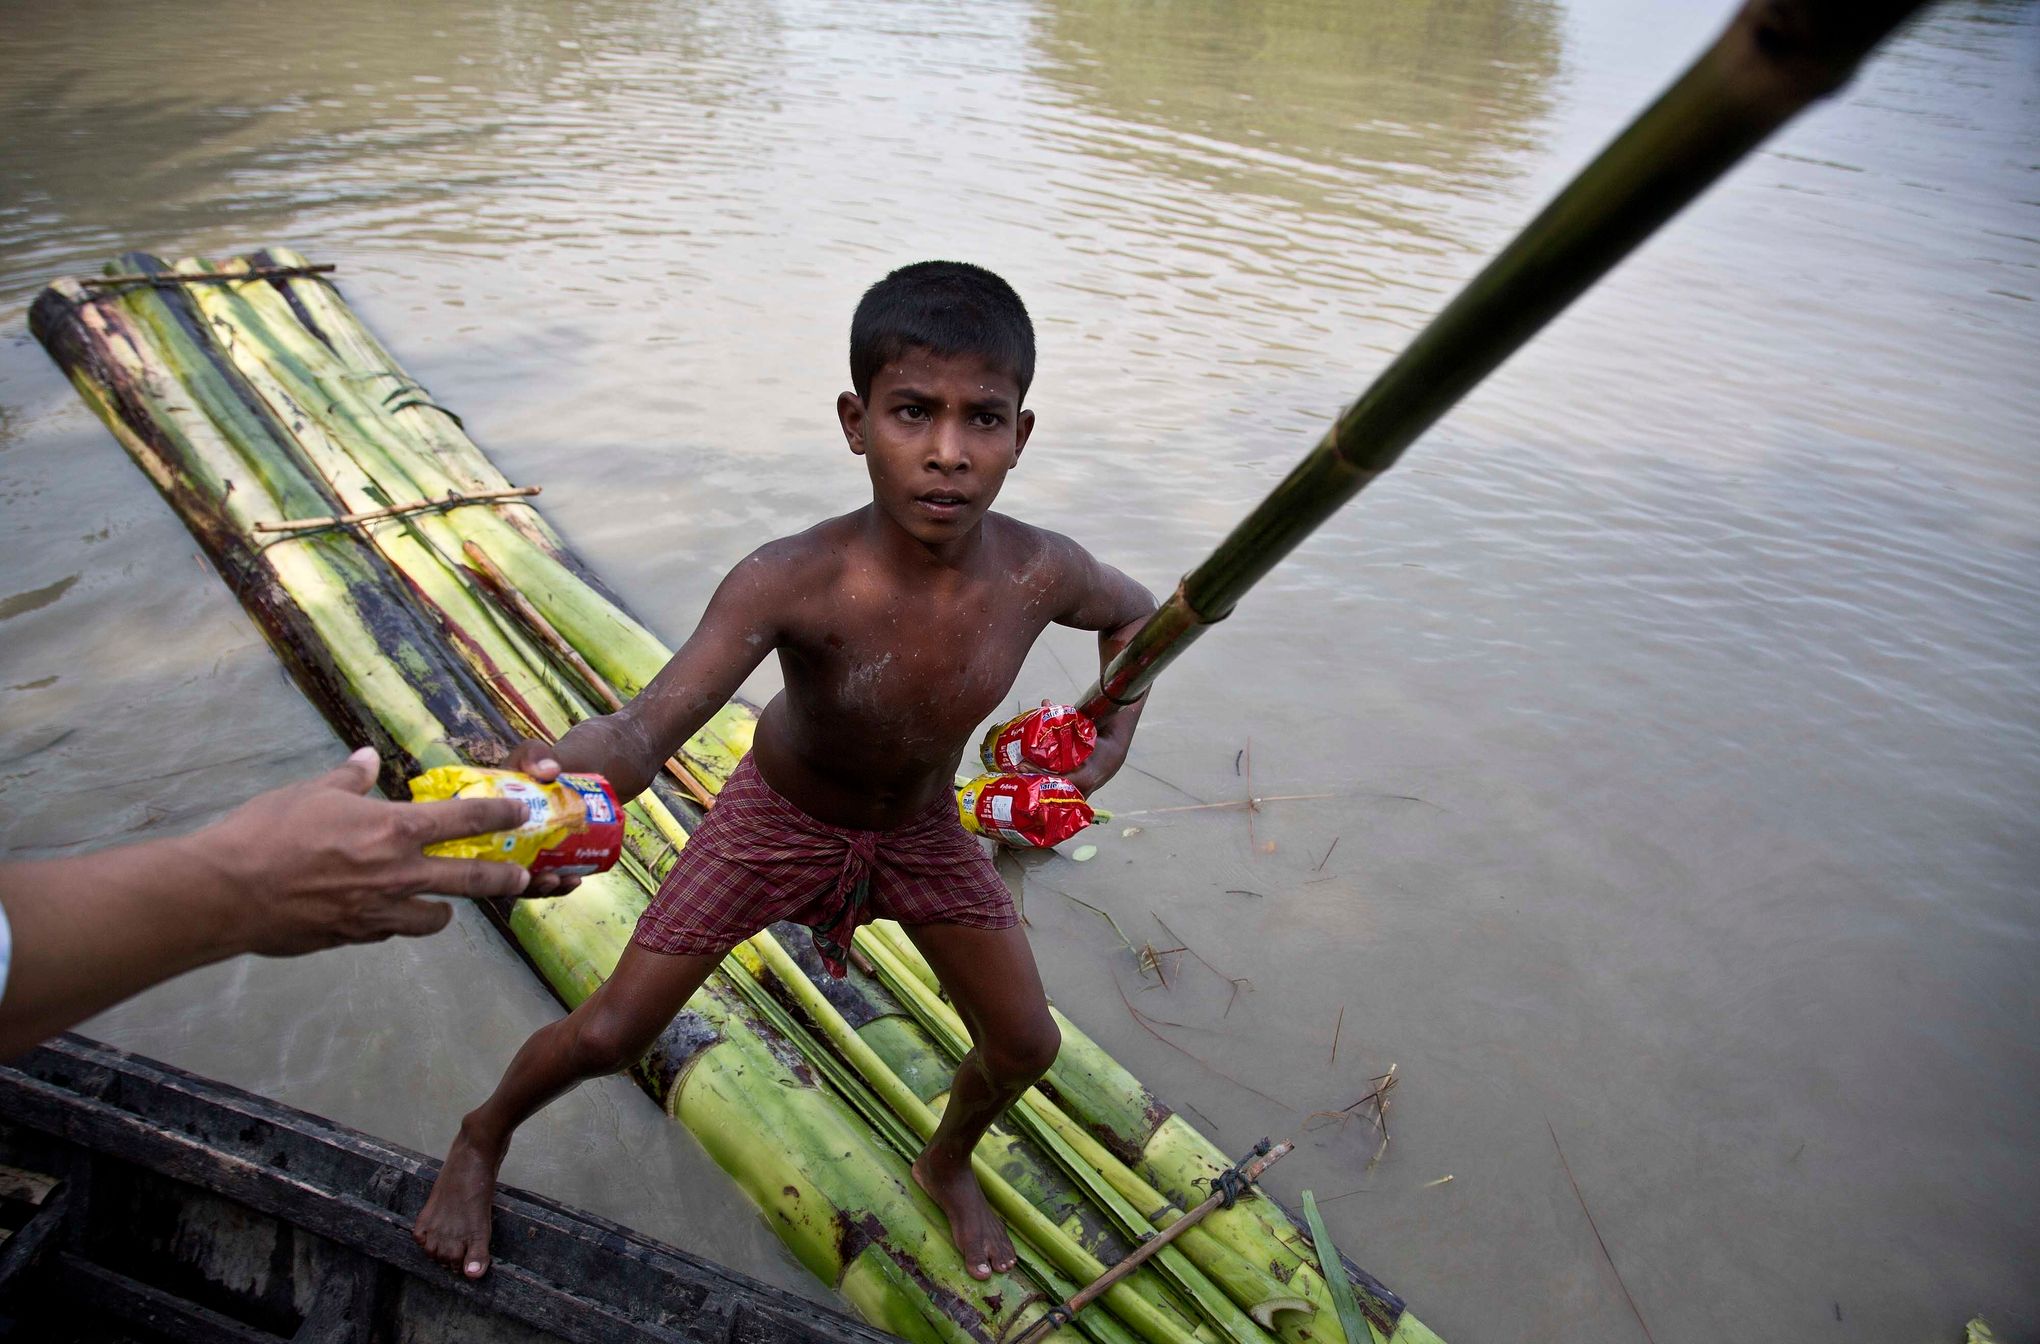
[747,510,1071,831]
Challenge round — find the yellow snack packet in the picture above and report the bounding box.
[409,766,623,876]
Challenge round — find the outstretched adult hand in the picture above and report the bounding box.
[213,746,536,955]
[0,746,545,1058]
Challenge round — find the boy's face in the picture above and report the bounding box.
[838,347,1034,550]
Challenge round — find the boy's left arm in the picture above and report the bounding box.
[1050,540,1157,797]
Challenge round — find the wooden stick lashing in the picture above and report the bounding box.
[462,541,622,713]
[253,485,541,533]
[1010,1140,1294,1344]
[460,541,718,809]
[82,262,338,287]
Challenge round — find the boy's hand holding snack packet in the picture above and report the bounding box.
[958,703,1099,848]
[410,766,624,878]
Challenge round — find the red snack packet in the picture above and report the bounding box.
[979,704,1097,775]
[956,773,1095,849]
[527,773,625,875]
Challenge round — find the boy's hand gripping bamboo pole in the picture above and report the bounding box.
[1011,1140,1294,1344]
[1078,0,1929,721]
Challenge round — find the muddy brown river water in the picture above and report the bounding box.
[2,1,2036,1339]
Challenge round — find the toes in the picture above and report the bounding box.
[969,1260,992,1281]
[989,1238,1017,1274]
[463,1236,491,1279]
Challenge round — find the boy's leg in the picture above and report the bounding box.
[413,944,722,1278]
[899,921,1061,1280]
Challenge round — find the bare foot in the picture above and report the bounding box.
[414,1122,504,1279]
[912,1147,1016,1280]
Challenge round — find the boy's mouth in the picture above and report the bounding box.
[915,488,970,519]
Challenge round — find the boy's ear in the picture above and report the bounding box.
[837,391,867,456]
[1012,408,1035,465]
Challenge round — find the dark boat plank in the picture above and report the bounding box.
[15,1037,775,1308]
[0,1037,898,1344]
[287,1254,389,1344]
[0,1180,69,1292]
[4,1071,709,1344]
[55,1250,286,1344]
[0,1165,59,1206]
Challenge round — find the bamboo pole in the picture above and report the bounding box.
[30,278,509,779]
[749,931,1147,1266]
[715,953,1157,1344]
[1078,0,1929,718]
[249,246,758,798]
[458,539,620,709]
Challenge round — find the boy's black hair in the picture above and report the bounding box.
[850,261,1035,404]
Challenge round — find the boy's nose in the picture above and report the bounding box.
[926,422,968,472]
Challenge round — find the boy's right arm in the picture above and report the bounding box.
[505,548,787,800]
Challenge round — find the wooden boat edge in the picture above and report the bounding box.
[0,1033,901,1344]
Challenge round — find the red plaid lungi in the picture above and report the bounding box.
[631,754,1017,976]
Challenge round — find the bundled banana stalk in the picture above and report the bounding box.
[32,258,1441,1344]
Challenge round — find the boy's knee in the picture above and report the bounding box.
[985,1017,1060,1086]
[564,1005,651,1076]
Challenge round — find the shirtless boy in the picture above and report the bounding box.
[414,261,1155,1282]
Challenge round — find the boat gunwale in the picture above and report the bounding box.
[0,1033,900,1344]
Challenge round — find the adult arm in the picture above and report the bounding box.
[1048,536,1158,797]
[0,747,531,1059]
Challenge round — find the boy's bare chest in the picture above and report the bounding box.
[785,579,1050,738]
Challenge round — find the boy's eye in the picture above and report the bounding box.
[897,405,929,422]
[970,412,1003,429]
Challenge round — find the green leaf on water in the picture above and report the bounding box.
[1071,844,1099,862]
